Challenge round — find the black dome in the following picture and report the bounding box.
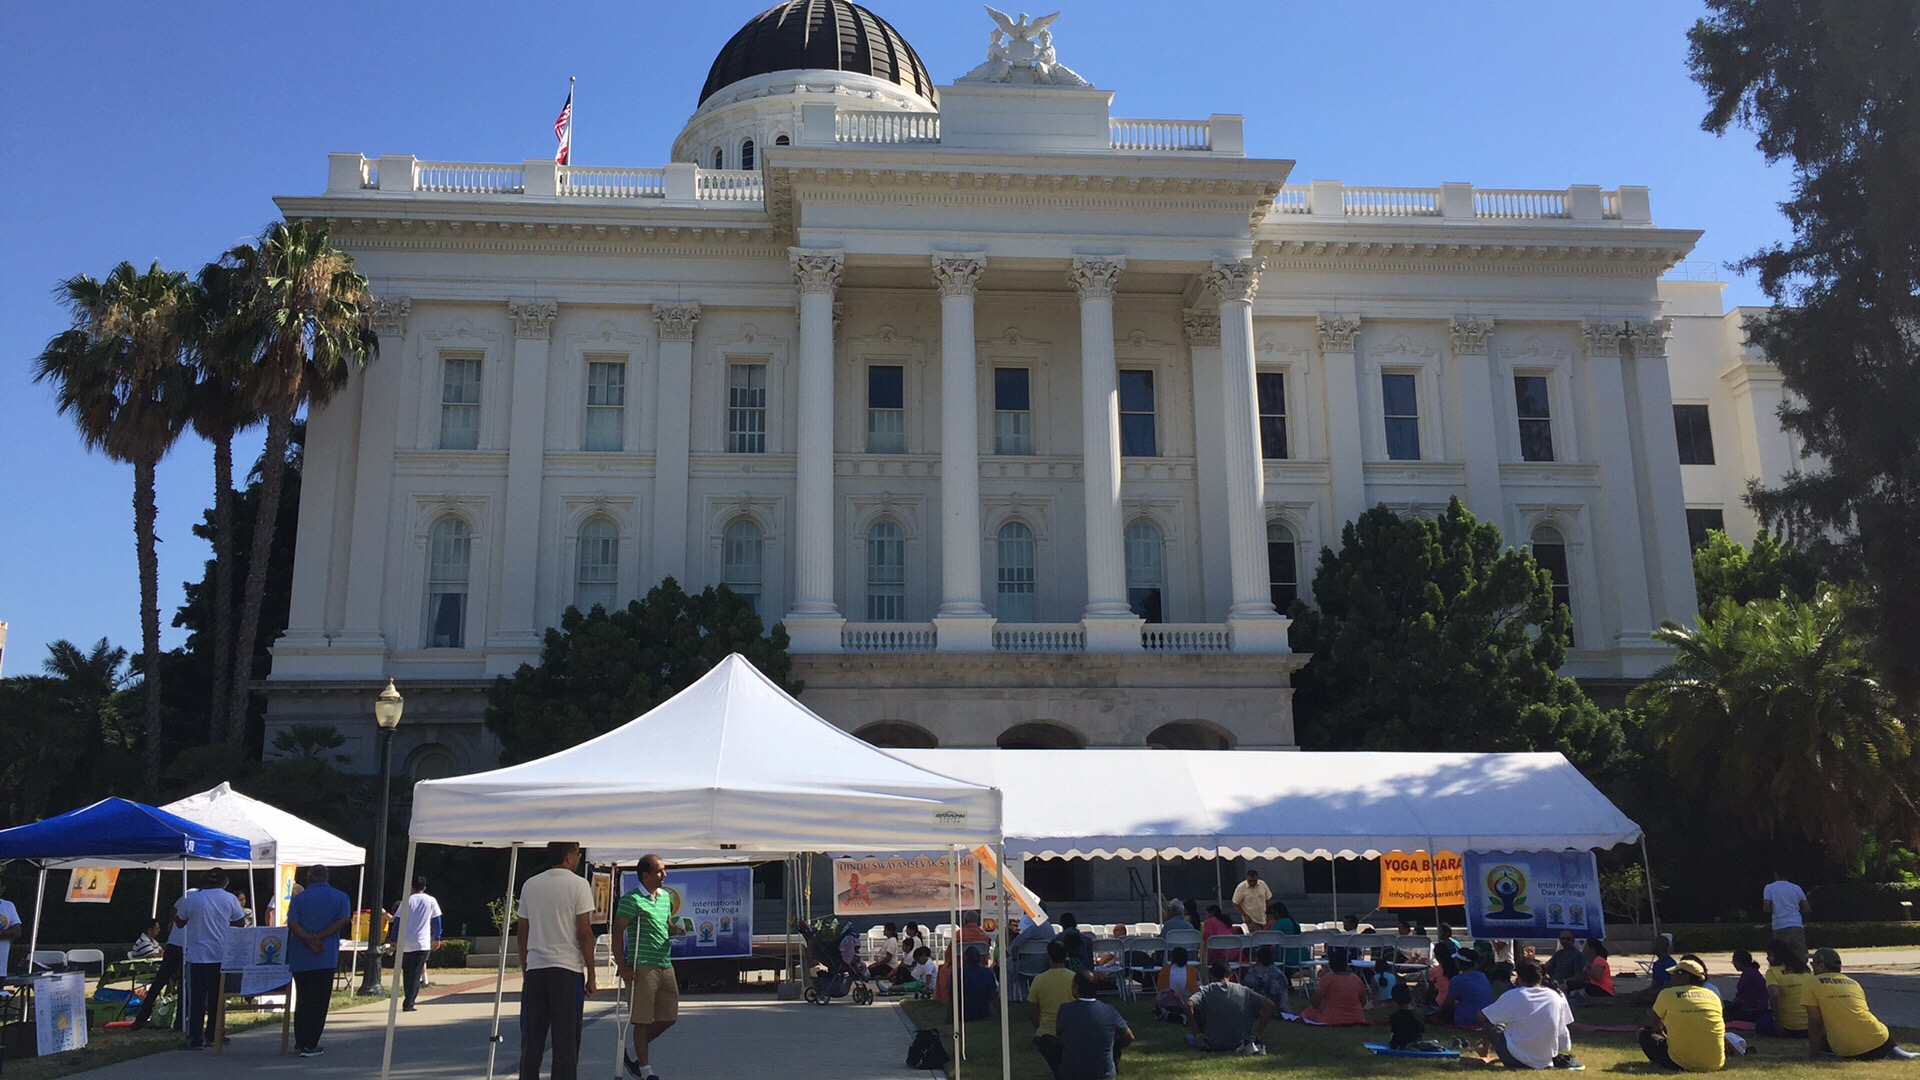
[700,0,935,108]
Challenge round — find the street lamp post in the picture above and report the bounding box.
[358,679,405,995]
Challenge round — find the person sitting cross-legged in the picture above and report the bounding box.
[1057,970,1134,1079]
[1184,960,1277,1054]
[959,947,999,1023]
[1760,938,1812,1037]
[1478,958,1578,1070]
[1442,951,1497,1029]
[1805,947,1919,1061]
[1152,946,1201,1023]
[1643,957,1725,1072]
[1301,950,1370,1026]
[1241,945,1290,1015]
[1028,941,1076,1079]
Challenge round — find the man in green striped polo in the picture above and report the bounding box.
[612,854,677,1080]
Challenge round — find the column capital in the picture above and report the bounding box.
[1204,257,1265,303]
[790,248,845,295]
[1626,316,1672,358]
[652,301,702,342]
[1182,306,1221,348]
[369,295,411,337]
[931,254,987,298]
[1580,319,1626,357]
[1068,255,1126,301]
[1316,315,1361,353]
[1448,316,1495,355]
[507,299,557,340]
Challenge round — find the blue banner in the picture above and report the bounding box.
[1461,851,1605,941]
[619,866,753,961]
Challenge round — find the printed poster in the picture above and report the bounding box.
[64,867,120,904]
[221,926,293,996]
[1462,851,1605,941]
[832,854,977,916]
[274,864,301,926]
[592,871,613,923]
[1377,851,1465,909]
[973,847,1046,934]
[34,971,87,1055]
[618,866,752,960]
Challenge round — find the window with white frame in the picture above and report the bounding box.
[866,365,905,453]
[993,367,1032,454]
[574,517,619,612]
[425,517,471,648]
[439,357,481,450]
[1514,374,1554,462]
[1674,404,1715,465]
[865,520,907,621]
[1118,369,1157,457]
[1267,521,1298,611]
[584,360,626,452]
[996,521,1037,623]
[1531,525,1574,646]
[740,139,755,171]
[726,362,767,453]
[1257,371,1289,459]
[721,518,764,615]
[773,133,791,146]
[1381,371,1421,461]
[1124,520,1165,623]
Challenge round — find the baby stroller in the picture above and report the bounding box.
[793,916,875,1005]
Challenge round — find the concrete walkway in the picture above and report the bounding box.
[75,973,936,1079]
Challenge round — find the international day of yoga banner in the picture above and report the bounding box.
[1462,850,1605,941]
[833,854,978,916]
[619,866,753,960]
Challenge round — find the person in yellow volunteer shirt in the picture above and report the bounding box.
[1027,941,1076,1079]
[1762,938,1814,1037]
[1643,958,1725,1072]
[1805,948,1917,1061]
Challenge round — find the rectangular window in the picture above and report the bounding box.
[583,360,626,452]
[1514,374,1554,462]
[1382,372,1421,461]
[1686,508,1727,550]
[1268,536,1298,612]
[1674,404,1715,465]
[1531,538,1574,647]
[438,357,481,450]
[1118,369,1157,457]
[993,367,1032,455]
[1257,372,1289,460]
[726,362,767,454]
[866,365,905,454]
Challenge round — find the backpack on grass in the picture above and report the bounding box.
[906,1028,950,1069]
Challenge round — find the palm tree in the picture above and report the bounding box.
[222,222,377,736]
[34,262,196,795]
[43,638,133,793]
[186,259,263,743]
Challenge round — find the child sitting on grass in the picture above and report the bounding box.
[1389,982,1426,1049]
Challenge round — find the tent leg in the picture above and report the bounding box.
[485,844,520,1080]
[997,842,1010,1080]
[379,840,419,1080]
[609,863,632,1080]
[1640,836,1662,943]
[950,846,962,1077]
[1154,855,1162,920]
[1427,841,1443,940]
[27,867,46,966]
[353,865,367,988]
[1330,858,1339,926]
[151,871,162,919]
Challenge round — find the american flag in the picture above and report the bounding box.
[554,87,573,165]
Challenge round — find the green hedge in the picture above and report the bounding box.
[1659,922,1920,953]
[429,939,472,968]
[1806,882,1920,922]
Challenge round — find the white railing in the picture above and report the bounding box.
[1601,191,1622,219]
[841,623,937,652]
[415,161,525,195]
[993,624,1087,652]
[1143,624,1233,653]
[836,110,940,145]
[1475,189,1568,219]
[560,166,667,199]
[1273,186,1310,214]
[697,169,763,202]
[1110,117,1211,152]
[1344,186,1441,217]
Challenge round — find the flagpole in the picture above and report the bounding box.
[568,76,575,165]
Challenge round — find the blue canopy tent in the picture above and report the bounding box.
[0,798,251,965]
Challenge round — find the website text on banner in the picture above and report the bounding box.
[1378,851,1464,908]
[35,972,88,1055]
[222,926,293,995]
[619,866,753,960]
[1461,851,1605,941]
[833,855,977,916]
[65,867,119,904]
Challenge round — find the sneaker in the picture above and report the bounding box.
[623,1054,643,1079]
[299,1046,325,1058]
[1553,1054,1584,1070]
[402,1004,417,1012]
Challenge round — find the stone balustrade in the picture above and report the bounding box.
[1108,117,1211,152]
[416,161,526,195]
[841,623,938,652]
[992,624,1088,653]
[835,110,941,145]
[1142,623,1234,653]
[1279,180,1652,224]
[560,165,668,199]
[325,154,763,205]
[831,619,1275,654]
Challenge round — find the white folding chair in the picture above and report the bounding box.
[64,948,107,980]
[1118,936,1164,1002]
[29,951,68,973]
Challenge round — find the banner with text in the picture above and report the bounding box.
[973,847,1046,934]
[1378,851,1465,908]
[64,867,119,904]
[35,972,87,1055]
[1462,851,1604,941]
[221,926,293,996]
[274,865,300,926]
[619,866,753,960]
[833,855,977,916]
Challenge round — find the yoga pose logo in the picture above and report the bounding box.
[1483,864,1532,921]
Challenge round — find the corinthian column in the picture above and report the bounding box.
[324,297,410,676]
[1627,317,1701,630]
[784,249,845,651]
[651,301,700,587]
[1318,315,1366,528]
[1449,316,1503,526]
[1206,258,1288,652]
[489,299,558,674]
[1070,256,1142,651]
[1581,319,1655,649]
[932,254,994,651]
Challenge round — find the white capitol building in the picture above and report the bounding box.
[266,0,1797,781]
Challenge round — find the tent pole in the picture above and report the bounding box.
[485,844,519,1080]
[151,870,162,919]
[1640,836,1662,943]
[996,841,1011,1080]
[379,840,419,1080]
[353,864,367,987]
[1330,858,1339,926]
[1215,852,1224,913]
[1154,855,1162,919]
[1427,840,1443,943]
[27,867,46,967]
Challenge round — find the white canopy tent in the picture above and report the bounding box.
[384,654,1011,1080]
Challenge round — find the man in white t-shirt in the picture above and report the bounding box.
[173,870,247,1049]
[1233,870,1273,931]
[517,842,599,1080]
[396,875,444,1012]
[0,877,21,976]
[1479,958,1577,1070]
[1763,871,1811,956]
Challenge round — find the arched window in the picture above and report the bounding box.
[407,745,458,782]
[855,721,938,749]
[722,518,764,615]
[1531,525,1574,645]
[866,520,906,621]
[740,139,755,170]
[996,521,1037,623]
[1267,521,1299,611]
[711,146,724,169]
[574,517,619,612]
[773,133,791,146]
[997,721,1087,750]
[425,517,471,648]
[1146,721,1233,751]
[1124,520,1164,623]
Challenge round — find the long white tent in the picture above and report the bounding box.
[892,749,1641,859]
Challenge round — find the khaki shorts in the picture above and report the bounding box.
[626,965,679,1024]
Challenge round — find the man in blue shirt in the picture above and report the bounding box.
[960,947,999,1022]
[286,866,354,1057]
[1057,971,1134,1079]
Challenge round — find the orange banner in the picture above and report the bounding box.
[1378,850,1465,908]
[65,868,120,904]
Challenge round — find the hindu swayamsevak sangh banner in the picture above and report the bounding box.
[833,854,977,915]
[1377,850,1464,908]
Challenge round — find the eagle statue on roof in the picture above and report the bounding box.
[961,7,1090,87]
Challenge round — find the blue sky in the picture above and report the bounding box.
[0,0,1788,671]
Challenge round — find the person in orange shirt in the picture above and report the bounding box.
[1302,950,1371,1026]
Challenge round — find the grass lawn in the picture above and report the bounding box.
[902,998,1920,1080]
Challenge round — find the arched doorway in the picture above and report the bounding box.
[1145,721,1234,751]
[853,721,939,749]
[996,721,1086,750]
